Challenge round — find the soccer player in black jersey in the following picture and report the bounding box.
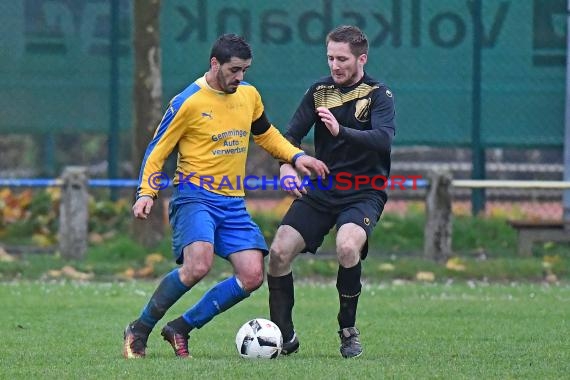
[267,25,396,358]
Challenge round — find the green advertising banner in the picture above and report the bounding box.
[0,0,566,147]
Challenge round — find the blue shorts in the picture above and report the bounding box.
[169,186,268,264]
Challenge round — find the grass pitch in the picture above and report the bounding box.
[1,280,568,379]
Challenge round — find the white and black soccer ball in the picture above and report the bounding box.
[235,318,283,359]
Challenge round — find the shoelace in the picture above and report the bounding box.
[173,334,189,356]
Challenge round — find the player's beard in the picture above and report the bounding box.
[331,64,362,87]
[217,70,240,94]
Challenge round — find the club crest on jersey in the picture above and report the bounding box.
[354,98,371,122]
[364,217,370,226]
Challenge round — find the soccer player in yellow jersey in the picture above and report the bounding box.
[123,34,328,359]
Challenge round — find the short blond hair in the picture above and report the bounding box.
[326,25,368,57]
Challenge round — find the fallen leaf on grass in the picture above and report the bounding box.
[145,253,164,266]
[88,233,105,245]
[445,257,466,271]
[47,265,94,281]
[120,268,136,279]
[32,233,53,247]
[378,263,395,271]
[542,255,561,269]
[415,271,435,282]
[118,266,155,279]
[135,266,155,278]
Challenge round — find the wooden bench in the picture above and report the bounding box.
[507,220,570,256]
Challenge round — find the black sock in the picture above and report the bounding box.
[167,316,193,336]
[336,262,362,329]
[268,272,295,341]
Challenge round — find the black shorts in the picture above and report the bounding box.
[280,195,385,259]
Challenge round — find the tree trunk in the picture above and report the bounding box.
[132,0,165,247]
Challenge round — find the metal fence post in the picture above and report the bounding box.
[58,166,88,260]
[424,170,453,262]
[563,0,570,222]
[470,0,486,216]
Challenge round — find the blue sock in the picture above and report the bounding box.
[182,276,249,329]
[138,268,191,329]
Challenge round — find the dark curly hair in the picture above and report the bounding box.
[210,34,252,64]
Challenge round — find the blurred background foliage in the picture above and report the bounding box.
[0,189,568,282]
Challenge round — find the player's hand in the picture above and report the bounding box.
[132,196,154,219]
[280,163,306,198]
[316,106,340,136]
[294,155,329,178]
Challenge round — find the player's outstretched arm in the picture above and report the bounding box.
[132,196,154,220]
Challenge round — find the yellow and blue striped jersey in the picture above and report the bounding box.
[137,75,304,198]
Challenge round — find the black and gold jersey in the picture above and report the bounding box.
[284,72,396,200]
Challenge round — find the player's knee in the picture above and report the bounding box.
[238,267,264,292]
[179,260,211,284]
[336,240,360,266]
[269,242,293,268]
